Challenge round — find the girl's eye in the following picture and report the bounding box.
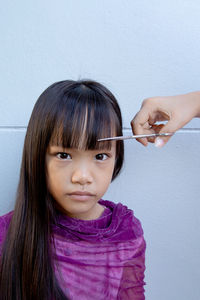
[95,153,109,161]
[56,152,71,160]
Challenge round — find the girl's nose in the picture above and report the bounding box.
[71,167,93,185]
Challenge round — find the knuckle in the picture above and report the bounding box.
[142,97,156,107]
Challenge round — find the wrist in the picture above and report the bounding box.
[189,91,200,118]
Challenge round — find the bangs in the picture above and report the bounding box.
[50,91,120,150]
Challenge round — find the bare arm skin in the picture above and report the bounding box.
[131,91,200,147]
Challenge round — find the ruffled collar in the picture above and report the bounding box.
[52,200,143,242]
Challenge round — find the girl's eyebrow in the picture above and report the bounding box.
[94,144,116,153]
[48,145,66,152]
[48,145,116,153]
[49,143,66,148]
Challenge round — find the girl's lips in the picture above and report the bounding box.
[68,191,95,201]
[69,191,94,196]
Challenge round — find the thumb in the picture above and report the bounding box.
[154,120,181,148]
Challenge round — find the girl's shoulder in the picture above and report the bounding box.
[0,211,13,246]
[99,199,144,240]
[0,210,13,225]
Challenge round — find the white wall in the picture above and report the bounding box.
[0,1,200,299]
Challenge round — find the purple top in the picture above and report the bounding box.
[0,200,146,299]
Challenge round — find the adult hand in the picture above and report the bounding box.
[131,92,200,147]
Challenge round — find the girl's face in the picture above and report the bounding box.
[46,143,116,220]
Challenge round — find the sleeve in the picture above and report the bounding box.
[117,236,146,300]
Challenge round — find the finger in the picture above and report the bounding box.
[134,125,156,146]
[136,138,148,146]
[131,108,152,134]
[131,111,154,146]
[154,119,181,147]
[147,124,164,143]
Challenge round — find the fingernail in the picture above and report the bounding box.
[155,138,164,148]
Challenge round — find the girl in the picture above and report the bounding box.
[0,80,145,300]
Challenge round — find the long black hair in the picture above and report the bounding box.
[0,80,124,299]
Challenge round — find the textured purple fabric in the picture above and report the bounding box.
[0,200,146,299]
[0,211,13,252]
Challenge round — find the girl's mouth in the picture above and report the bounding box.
[68,191,95,201]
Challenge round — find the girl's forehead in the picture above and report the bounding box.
[48,141,116,152]
[49,138,116,151]
[46,93,121,151]
[49,122,117,151]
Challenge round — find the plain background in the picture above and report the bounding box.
[0,1,200,299]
